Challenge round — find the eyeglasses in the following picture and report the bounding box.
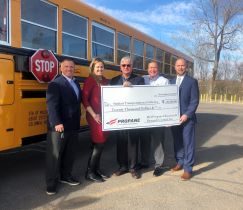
[121,64,131,68]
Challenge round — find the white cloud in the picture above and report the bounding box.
[83,0,243,61]
[87,2,194,27]
[87,1,195,44]
[148,2,194,26]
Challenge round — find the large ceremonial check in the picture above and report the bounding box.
[101,85,180,131]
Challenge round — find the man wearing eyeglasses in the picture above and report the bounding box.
[110,56,144,179]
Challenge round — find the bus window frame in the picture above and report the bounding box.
[133,38,144,70]
[62,9,88,60]
[117,32,131,64]
[145,43,155,70]
[91,21,115,63]
[0,0,10,45]
[20,0,58,52]
[171,55,178,75]
[156,48,164,73]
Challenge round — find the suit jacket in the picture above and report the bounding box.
[110,73,144,85]
[46,75,82,131]
[171,74,199,122]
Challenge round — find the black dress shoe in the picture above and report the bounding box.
[46,186,57,195]
[136,163,149,170]
[86,172,105,182]
[153,167,165,177]
[113,168,128,176]
[97,170,110,179]
[130,169,141,179]
[60,177,80,186]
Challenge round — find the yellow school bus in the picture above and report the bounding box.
[0,0,193,151]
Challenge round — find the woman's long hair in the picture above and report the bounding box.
[89,57,105,84]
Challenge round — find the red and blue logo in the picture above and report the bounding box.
[106,118,118,125]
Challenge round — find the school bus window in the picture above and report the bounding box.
[145,44,154,69]
[156,48,164,62]
[92,22,114,62]
[21,0,57,51]
[164,52,171,64]
[62,10,87,59]
[159,63,164,73]
[0,0,9,43]
[164,63,171,75]
[172,66,176,75]
[133,39,144,70]
[172,56,177,66]
[156,48,164,72]
[118,50,131,64]
[117,32,131,64]
[146,44,154,59]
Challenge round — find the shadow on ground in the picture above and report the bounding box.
[0,112,242,209]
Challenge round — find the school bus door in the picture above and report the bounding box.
[0,54,15,151]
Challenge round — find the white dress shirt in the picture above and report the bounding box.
[62,74,79,99]
[143,75,169,86]
[176,75,185,86]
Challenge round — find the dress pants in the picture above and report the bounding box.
[140,127,165,168]
[151,127,165,168]
[116,129,139,170]
[139,129,151,166]
[171,120,195,173]
[46,130,77,188]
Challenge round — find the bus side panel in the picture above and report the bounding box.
[0,56,14,105]
[0,105,15,151]
[0,55,15,151]
[15,98,47,143]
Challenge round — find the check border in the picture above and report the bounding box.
[101,85,180,131]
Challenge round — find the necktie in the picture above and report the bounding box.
[176,77,181,86]
[70,80,79,99]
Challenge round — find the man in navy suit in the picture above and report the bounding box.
[110,56,144,179]
[46,59,82,195]
[170,58,199,180]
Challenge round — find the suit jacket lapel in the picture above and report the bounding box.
[61,75,79,101]
[118,76,124,85]
[180,74,188,90]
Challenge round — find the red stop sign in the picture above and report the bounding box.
[30,49,58,83]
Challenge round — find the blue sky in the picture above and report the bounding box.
[83,0,194,50]
[83,0,243,61]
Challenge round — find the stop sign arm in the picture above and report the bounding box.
[30,49,59,83]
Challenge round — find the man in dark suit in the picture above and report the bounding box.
[170,58,199,180]
[46,59,82,195]
[110,56,144,179]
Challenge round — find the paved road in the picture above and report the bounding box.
[0,103,243,210]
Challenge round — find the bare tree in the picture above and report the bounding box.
[217,54,234,80]
[236,62,243,83]
[188,0,243,95]
[194,57,210,81]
